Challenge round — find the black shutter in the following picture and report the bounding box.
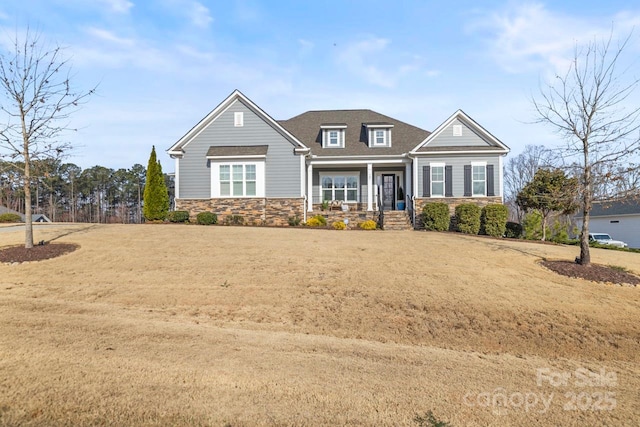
[445,165,453,197]
[464,165,472,197]
[422,166,430,197]
[487,164,495,197]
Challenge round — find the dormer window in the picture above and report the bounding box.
[365,123,393,147]
[320,123,347,148]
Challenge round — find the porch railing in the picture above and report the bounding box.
[376,185,384,229]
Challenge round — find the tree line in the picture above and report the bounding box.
[0,158,174,223]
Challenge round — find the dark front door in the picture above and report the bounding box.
[382,174,395,210]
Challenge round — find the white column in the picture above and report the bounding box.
[300,155,306,197]
[307,163,313,212]
[367,163,373,211]
[174,157,180,200]
[412,158,418,200]
[405,162,411,199]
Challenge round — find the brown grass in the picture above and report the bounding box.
[1,224,639,426]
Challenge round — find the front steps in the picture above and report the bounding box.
[382,210,413,230]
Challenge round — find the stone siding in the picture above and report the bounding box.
[176,198,305,226]
[307,210,378,229]
[413,197,503,229]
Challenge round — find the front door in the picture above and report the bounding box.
[382,174,395,210]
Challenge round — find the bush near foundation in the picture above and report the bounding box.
[505,222,523,239]
[455,203,481,234]
[332,221,347,230]
[305,215,327,227]
[422,203,450,231]
[167,211,190,223]
[480,204,508,237]
[196,212,217,225]
[359,220,377,230]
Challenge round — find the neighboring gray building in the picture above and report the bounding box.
[0,206,25,221]
[576,200,640,248]
[168,90,510,229]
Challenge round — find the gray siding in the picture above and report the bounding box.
[179,100,301,198]
[428,118,492,147]
[416,155,502,198]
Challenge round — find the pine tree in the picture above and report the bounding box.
[142,146,169,221]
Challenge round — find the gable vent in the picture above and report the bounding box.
[234,112,244,127]
[452,124,462,136]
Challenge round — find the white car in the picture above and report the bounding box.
[588,233,628,248]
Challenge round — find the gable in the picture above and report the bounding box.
[411,110,509,154]
[168,90,307,156]
[427,118,493,148]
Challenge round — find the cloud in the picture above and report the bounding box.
[471,2,640,74]
[188,2,213,29]
[100,0,134,14]
[336,36,429,88]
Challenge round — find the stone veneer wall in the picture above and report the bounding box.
[308,210,378,229]
[176,198,305,226]
[413,197,503,229]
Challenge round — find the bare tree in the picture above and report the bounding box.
[533,31,640,266]
[0,29,94,248]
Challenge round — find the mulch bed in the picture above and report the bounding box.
[540,260,640,286]
[0,243,78,263]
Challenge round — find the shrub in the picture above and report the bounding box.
[223,215,245,226]
[305,217,323,227]
[332,220,347,230]
[196,211,217,225]
[505,221,523,239]
[421,203,450,231]
[522,210,542,240]
[167,210,190,223]
[308,214,327,226]
[455,203,481,234]
[288,216,301,226]
[359,219,377,230]
[549,219,571,243]
[0,213,22,223]
[480,204,508,237]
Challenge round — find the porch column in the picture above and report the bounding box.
[405,162,411,199]
[307,163,313,212]
[367,163,373,211]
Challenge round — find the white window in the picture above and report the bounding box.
[322,129,344,148]
[472,163,486,196]
[431,163,445,197]
[212,162,264,197]
[369,128,391,147]
[320,173,359,203]
[234,112,244,127]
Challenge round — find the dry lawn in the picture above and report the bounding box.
[0,223,639,426]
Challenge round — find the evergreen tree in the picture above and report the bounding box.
[142,146,169,221]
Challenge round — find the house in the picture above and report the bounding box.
[32,214,51,223]
[167,90,510,229]
[576,199,640,248]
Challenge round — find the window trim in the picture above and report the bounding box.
[368,128,392,147]
[430,162,445,198]
[319,172,359,203]
[471,162,486,197]
[211,161,265,198]
[322,129,345,148]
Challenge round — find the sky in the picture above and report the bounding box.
[1,0,639,172]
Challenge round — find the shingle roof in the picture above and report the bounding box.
[589,199,640,217]
[279,110,430,156]
[206,145,269,157]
